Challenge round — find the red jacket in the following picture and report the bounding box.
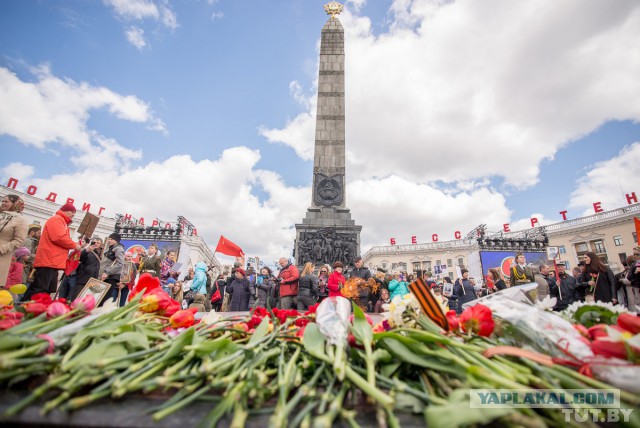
[327,271,345,297]
[34,211,77,269]
[277,264,299,297]
[6,260,23,287]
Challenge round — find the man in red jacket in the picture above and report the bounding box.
[22,203,81,301]
[276,257,299,309]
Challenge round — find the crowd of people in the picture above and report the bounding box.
[2,193,640,315]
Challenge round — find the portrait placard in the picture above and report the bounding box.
[120,261,134,284]
[74,277,110,305]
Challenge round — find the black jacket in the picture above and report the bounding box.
[76,249,101,287]
[550,273,579,311]
[227,277,251,311]
[451,278,476,314]
[350,267,371,281]
[298,274,319,299]
[255,275,277,308]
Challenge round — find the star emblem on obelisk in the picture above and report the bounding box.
[324,1,343,18]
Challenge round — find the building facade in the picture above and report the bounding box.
[362,203,640,280]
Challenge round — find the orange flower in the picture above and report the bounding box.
[139,289,173,313]
[169,308,197,329]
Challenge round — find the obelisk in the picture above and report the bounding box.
[294,1,362,267]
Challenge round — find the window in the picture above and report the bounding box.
[594,240,606,254]
[448,272,454,279]
[381,262,387,270]
[633,232,638,243]
[559,245,566,254]
[413,262,421,272]
[576,243,588,253]
[424,261,432,272]
[447,259,453,267]
[458,258,464,266]
[619,253,627,264]
[614,236,623,246]
[436,260,441,266]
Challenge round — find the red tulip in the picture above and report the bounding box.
[139,289,173,313]
[163,299,181,317]
[618,313,640,335]
[24,302,48,316]
[71,295,96,312]
[587,324,609,341]
[0,319,21,330]
[446,310,460,332]
[129,273,161,301]
[591,339,628,360]
[169,308,197,329]
[253,307,269,318]
[459,304,495,337]
[295,317,311,328]
[46,301,70,319]
[31,293,52,305]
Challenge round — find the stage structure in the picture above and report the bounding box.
[113,214,221,276]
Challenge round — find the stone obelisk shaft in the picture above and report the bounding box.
[311,17,346,209]
[294,11,361,267]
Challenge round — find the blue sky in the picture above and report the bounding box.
[1,0,639,262]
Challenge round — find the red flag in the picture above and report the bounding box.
[215,235,244,257]
[635,217,640,245]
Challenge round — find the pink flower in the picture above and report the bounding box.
[46,301,70,319]
[71,295,96,312]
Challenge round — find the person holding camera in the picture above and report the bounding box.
[276,257,299,309]
[70,238,103,300]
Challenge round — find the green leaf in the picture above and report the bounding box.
[302,323,329,362]
[378,337,466,378]
[380,362,400,378]
[193,338,238,358]
[107,332,150,351]
[350,301,373,345]
[65,341,128,368]
[162,327,195,361]
[425,402,513,428]
[247,317,270,347]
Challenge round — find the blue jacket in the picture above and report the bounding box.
[191,262,208,295]
[388,279,409,300]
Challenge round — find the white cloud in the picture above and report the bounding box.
[569,142,640,214]
[211,11,224,21]
[20,148,308,264]
[0,65,165,170]
[348,175,512,248]
[104,0,178,48]
[261,0,640,189]
[0,162,35,183]
[125,26,147,50]
[104,0,159,21]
